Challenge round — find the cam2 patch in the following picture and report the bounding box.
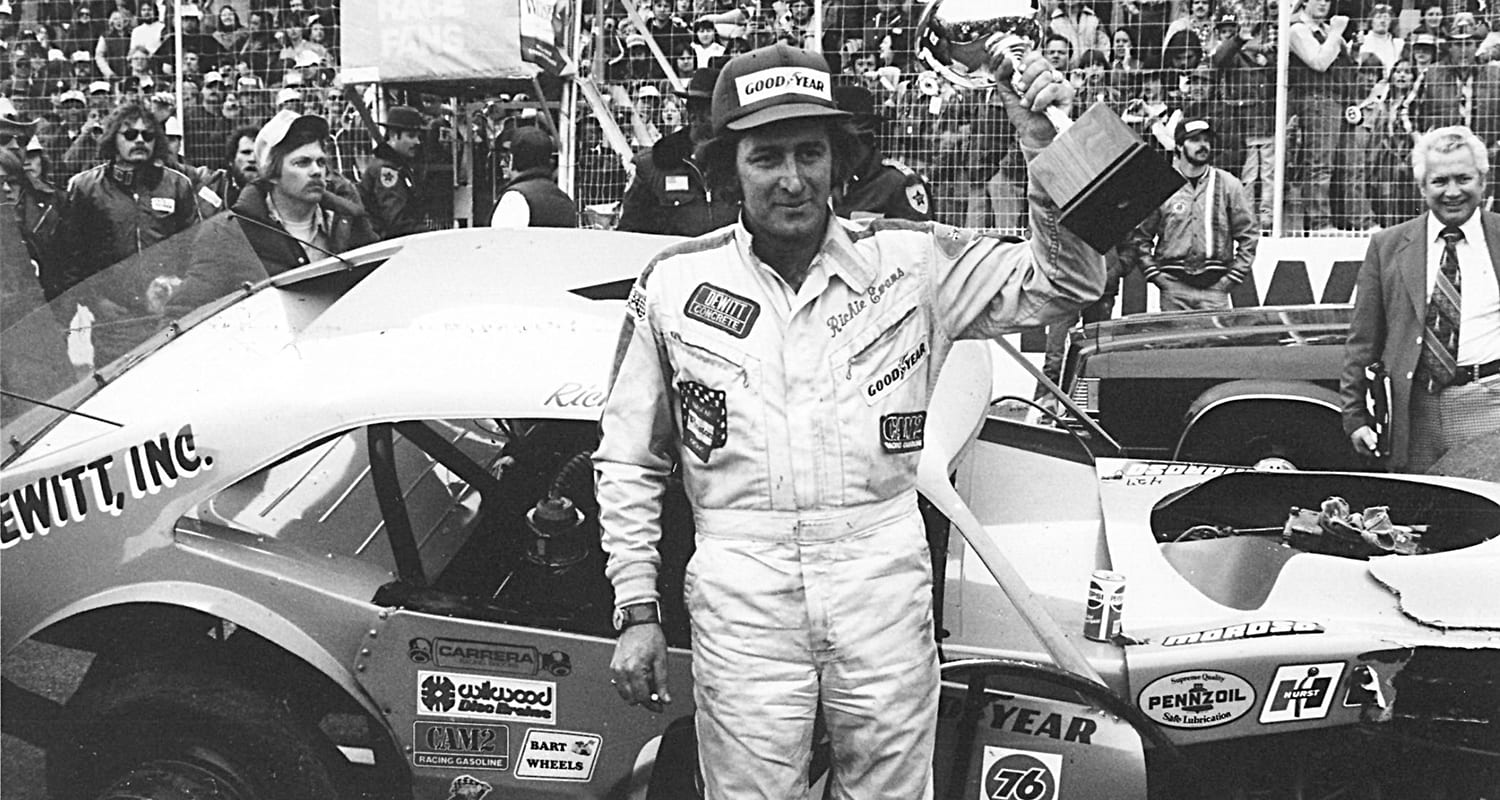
[880,412,925,453]
[684,283,759,339]
[678,381,727,463]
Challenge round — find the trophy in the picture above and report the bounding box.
[916,0,1183,253]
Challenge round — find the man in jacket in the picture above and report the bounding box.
[1128,116,1257,311]
[1341,126,1500,474]
[616,67,739,236]
[830,84,932,222]
[167,110,376,319]
[490,127,577,228]
[598,43,1099,798]
[56,102,201,365]
[358,104,425,239]
[1,101,62,299]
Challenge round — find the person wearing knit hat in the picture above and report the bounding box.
[167,109,374,318]
[598,41,1101,800]
[490,127,577,228]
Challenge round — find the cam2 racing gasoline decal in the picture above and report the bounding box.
[419,670,556,726]
[514,729,602,781]
[684,283,760,338]
[1137,670,1256,729]
[880,412,926,453]
[412,722,509,770]
[678,381,727,463]
[1259,662,1345,724]
[980,746,1062,800]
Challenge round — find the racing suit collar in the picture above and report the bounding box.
[731,205,876,293]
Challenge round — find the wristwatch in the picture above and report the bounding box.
[613,601,661,631]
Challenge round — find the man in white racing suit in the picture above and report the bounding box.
[596,42,1102,799]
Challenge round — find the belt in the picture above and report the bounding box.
[1451,359,1500,387]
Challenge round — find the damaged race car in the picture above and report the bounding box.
[2,228,1497,800]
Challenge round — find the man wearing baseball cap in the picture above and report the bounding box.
[830,83,932,221]
[1126,116,1256,311]
[617,66,739,235]
[597,42,1100,797]
[358,104,427,239]
[168,110,374,318]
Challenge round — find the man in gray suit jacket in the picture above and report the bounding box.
[1341,125,1500,473]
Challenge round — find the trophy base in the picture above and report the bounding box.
[1029,101,1185,254]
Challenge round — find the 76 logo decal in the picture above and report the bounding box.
[981,747,1062,800]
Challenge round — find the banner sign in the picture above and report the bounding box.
[342,0,531,83]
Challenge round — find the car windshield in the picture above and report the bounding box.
[1,223,261,465]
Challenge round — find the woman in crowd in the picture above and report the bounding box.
[1111,27,1143,72]
[94,10,132,79]
[212,5,245,53]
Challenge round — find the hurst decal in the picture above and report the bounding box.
[514,729,602,781]
[1160,620,1325,647]
[1138,670,1257,729]
[1,424,213,549]
[418,670,556,726]
[1259,662,1345,724]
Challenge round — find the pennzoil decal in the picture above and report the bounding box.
[409,638,572,677]
[1259,662,1345,724]
[419,670,556,726]
[1,424,213,549]
[1138,670,1256,729]
[413,722,509,770]
[514,729,602,781]
[1160,620,1324,647]
[684,283,759,338]
[981,746,1062,800]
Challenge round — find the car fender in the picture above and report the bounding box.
[32,581,386,724]
[1176,380,1341,457]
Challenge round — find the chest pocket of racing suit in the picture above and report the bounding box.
[831,294,931,502]
[665,330,769,504]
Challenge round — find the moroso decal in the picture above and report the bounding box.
[1,423,213,549]
[409,638,572,677]
[413,722,509,770]
[684,283,759,338]
[446,774,492,800]
[1117,461,1254,478]
[514,728,602,781]
[1160,620,1324,647]
[980,747,1062,800]
[419,670,556,726]
[1138,670,1256,729]
[1260,662,1345,724]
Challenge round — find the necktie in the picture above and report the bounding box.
[1418,226,1464,389]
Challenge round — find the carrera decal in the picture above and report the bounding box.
[1260,662,1345,724]
[1137,670,1256,729]
[880,412,925,453]
[413,722,509,770]
[409,638,572,677]
[1,424,213,550]
[514,729,602,781]
[1160,620,1324,647]
[418,670,556,726]
[825,266,908,337]
[446,774,492,800]
[678,381,727,463]
[980,747,1062,800]
[684,283,759,338]
[863,340,928,405]
[543,383,607,409]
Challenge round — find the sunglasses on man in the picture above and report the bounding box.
[0,133,24,147]
[119,128,157,142]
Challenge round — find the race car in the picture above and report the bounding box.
[2,228,1497,800]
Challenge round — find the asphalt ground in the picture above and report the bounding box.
[2,640,94,800]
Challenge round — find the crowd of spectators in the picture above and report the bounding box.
[1,0,356,193]
[575,0,1500,233]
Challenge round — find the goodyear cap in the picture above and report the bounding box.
[711,42,846,136]
[253,109,330,174]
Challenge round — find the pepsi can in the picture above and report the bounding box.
[1084,570,1126,641]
